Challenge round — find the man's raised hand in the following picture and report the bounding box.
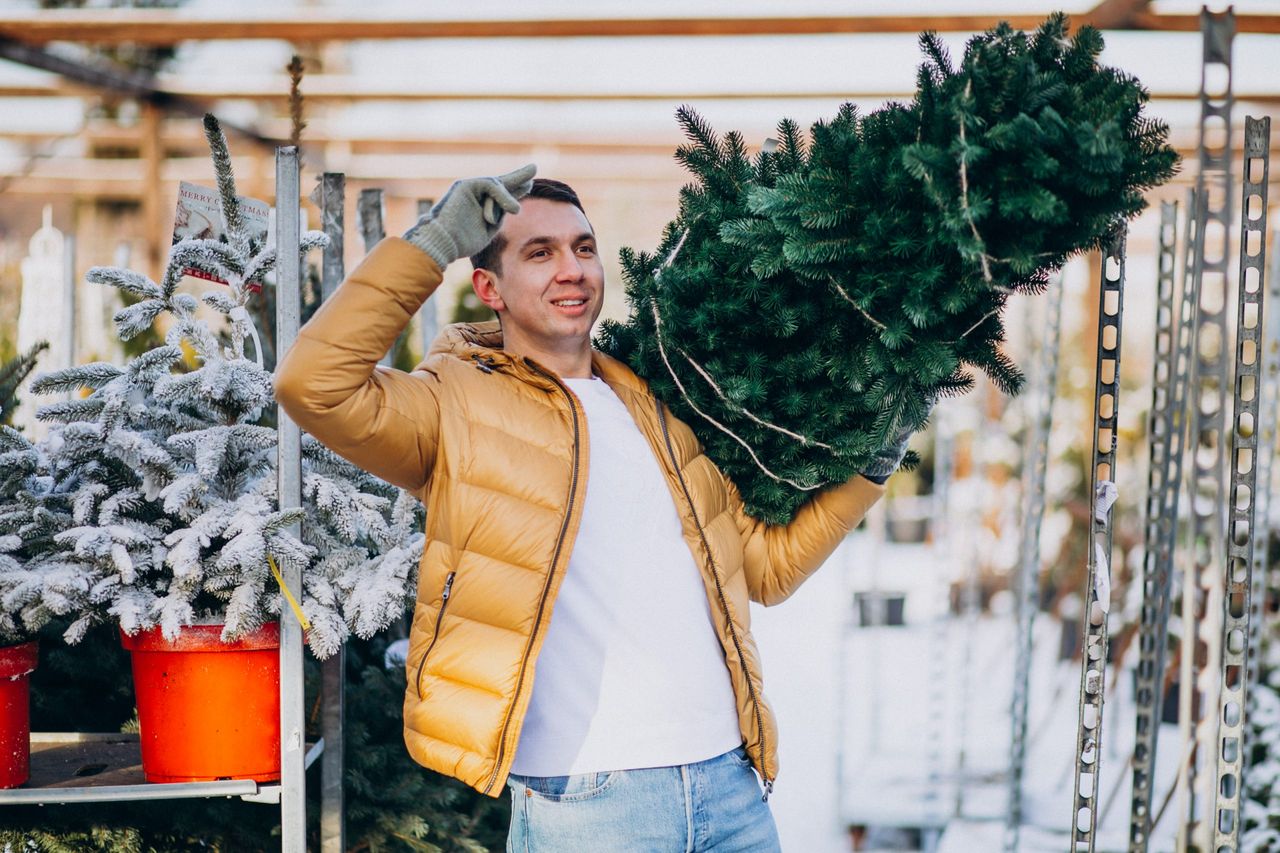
[404,164,537,268]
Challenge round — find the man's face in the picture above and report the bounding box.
[474,198,605,357]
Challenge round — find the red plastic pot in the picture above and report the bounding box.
[0,640,38,789]
[121,622,280,783]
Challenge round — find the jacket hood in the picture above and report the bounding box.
[424,320,650,396]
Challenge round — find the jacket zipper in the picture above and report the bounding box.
[414,571,456,699]
[483,361,582,794]
[656,401,774,801]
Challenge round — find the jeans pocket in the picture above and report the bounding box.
[727,745,754,768]
[512,770,617,803]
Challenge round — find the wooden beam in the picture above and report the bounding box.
[140,101,162,281]
[1080,0,1150,30]
[3,77,1278,105]
[2,11,1278,44]
[1131,11,1280,33]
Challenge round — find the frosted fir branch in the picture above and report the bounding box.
[113,299,167,341]
[340,537,422,639]
[202,114,250,259]
[127,344,184,382]
[202,290,237,314]
[0,425,32,452]
[30,363,123,396]
[160,473,208,518]
[98,488,143,525]
[85,266,163,300]
[163,317,220,364]
[35,397,106,423]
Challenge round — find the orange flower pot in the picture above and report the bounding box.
[0,640,38,789]
[121,622,280,783]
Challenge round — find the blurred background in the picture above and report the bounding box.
[0,1,1278,851]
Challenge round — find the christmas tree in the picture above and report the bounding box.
[598,14,1177,523]
[0,341,49,429]
[0,116,422,657]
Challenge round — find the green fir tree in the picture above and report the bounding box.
[598,14,1177,523]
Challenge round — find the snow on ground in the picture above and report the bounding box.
[751,525,1189,852]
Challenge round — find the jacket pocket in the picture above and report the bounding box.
[414,571,456,699]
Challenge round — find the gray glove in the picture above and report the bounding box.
[860,422,915,484]
[860,395,937,483]
[403,164,537,268]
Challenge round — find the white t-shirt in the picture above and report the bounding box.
[508,376,744,776]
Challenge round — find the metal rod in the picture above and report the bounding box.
[417,197,438,358]
[922,406,954,850]
[275,144,306,853]
[1005,275,1064,853]
[1210,114,1271,853]
[319,172,345,301]
[1128,201,1186,852]
[358,188,397,368]
[1071,229,1127,852]
[1177,11,1235,849]
[317,170,347,853]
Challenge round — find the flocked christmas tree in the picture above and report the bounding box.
[598,14,1178,523]
[0,115,423,657]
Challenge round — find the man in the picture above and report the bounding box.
[274,166,908,851]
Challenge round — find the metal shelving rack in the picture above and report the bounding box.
[0,147,319,852]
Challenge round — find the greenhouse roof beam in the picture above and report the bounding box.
[0,11,1278,45]
[0,38,278,148]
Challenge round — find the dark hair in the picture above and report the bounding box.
[469,178,586,275]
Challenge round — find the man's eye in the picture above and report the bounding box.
[578,245,596,255]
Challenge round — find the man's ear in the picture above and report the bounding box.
[471,268,506,313]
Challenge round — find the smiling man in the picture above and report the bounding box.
[274,167,904,852]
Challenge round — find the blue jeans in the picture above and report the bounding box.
[505,745,782,852]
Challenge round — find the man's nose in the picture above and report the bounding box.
[554,251,584,280]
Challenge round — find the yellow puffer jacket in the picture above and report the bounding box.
[274,237,885,799]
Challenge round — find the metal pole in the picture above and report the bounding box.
[1128,201,1189,853]
[1070,229,1127,853]
[1178,11,1235,849]
[319,172,345,301]
[922,407,953,852]
[1005,275,1063,853]
[318,171,346,853]
[358,188,396,368]
[62,233,76,374]
[417,197,439,359]
[1210,114,1271,853]
[275,145,306,853]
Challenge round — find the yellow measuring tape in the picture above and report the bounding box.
[268,554,312,631]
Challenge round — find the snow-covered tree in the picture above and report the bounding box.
[0,115,422,658]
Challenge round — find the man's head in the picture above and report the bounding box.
[470,178,604,375]
[469,179,587,275]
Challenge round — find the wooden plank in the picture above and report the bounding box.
[1081,0,1151,31]
[3,79,1279,105]
[2,11,1277,44]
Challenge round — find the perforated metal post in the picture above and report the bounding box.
[319,172,345,302]
[1071,230,1126,852]
[922,407,954,852]
[1004,278,1063,853]
[1210,115,1270,853]
[1178,12,1235,849]
[275,145,307,853]
[317,171,347,853]
[1129,201,1189,852]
